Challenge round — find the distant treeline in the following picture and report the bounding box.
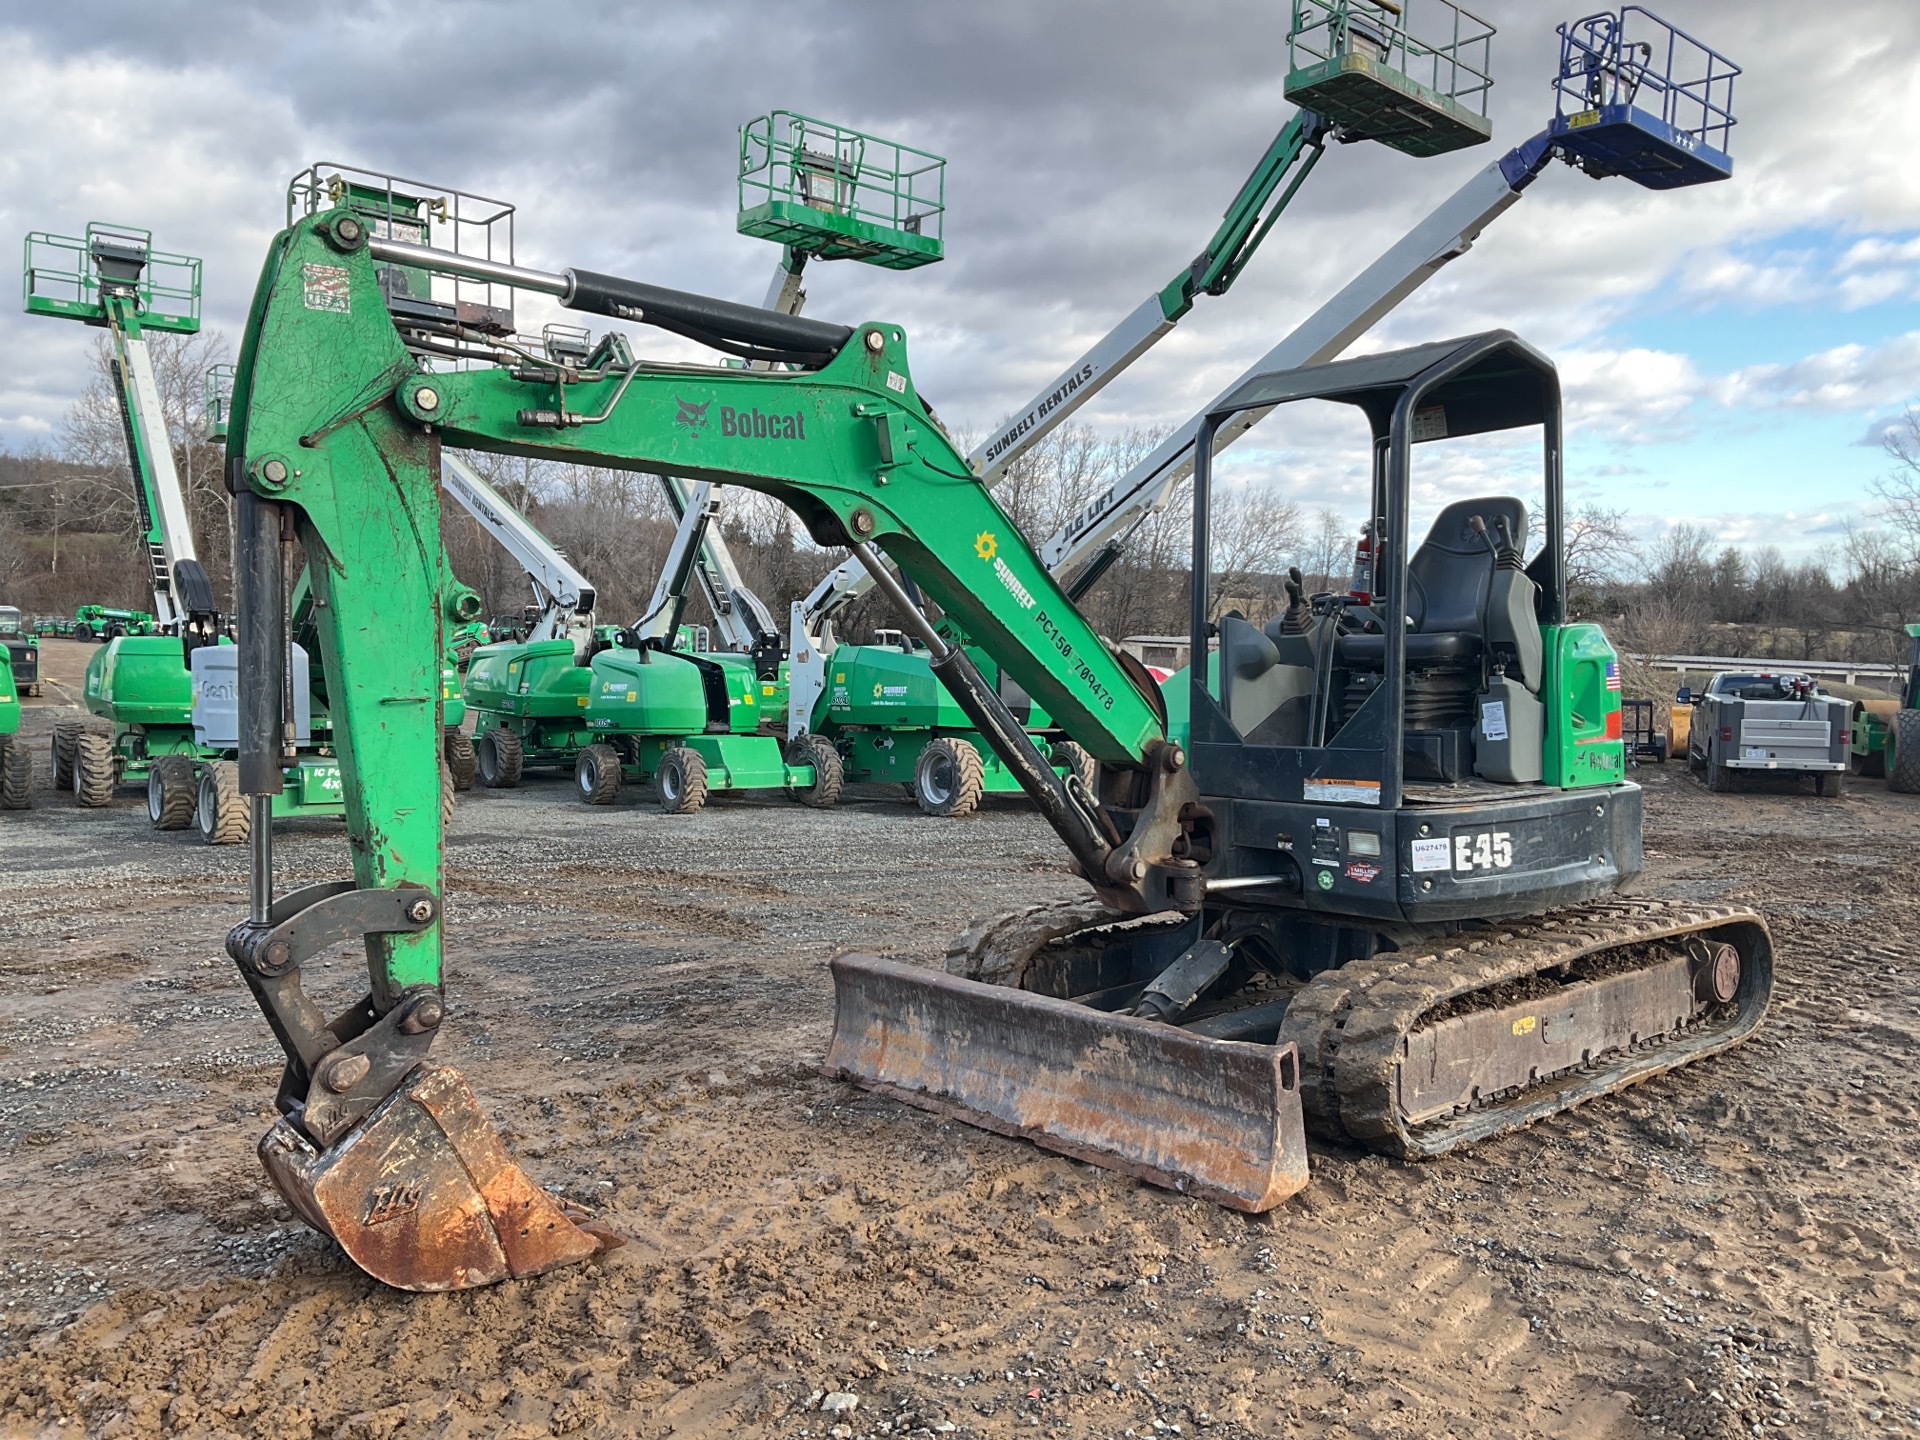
[5,335,1919,674]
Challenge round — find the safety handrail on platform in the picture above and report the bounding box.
[1286,0,1495,155]
[738,112,946,268]
[204,363,236,442]
[287,163,520,329]
[1554,7,1738,154]
[23,223,202,332]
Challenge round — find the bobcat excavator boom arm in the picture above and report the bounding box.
[222,212,1193,1291]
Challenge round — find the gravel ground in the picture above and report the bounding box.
[2,638,1918,1439]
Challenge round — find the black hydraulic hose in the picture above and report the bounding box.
[565,270,854,368]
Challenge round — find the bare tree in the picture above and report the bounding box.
[1562,503,1637,596]
[58,329,237,604]
[1207,486,1305,622]
[1877,404,1920,565]
[1300,508,1353,594]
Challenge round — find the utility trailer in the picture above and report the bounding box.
[1680,671,1850,797]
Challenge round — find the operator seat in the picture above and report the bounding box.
[1334,497,1540,688]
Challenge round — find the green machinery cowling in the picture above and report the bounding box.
[0,652,26,810]
[1847,623,1920,790]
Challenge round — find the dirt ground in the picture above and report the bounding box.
[1,637,1917,1440]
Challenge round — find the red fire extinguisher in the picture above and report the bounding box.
[1349,522,1375,605]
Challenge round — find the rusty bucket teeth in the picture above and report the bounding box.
[259,1063,623,1292]
[825,953,1311,1212]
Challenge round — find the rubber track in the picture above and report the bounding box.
[1280,898,1772,1159]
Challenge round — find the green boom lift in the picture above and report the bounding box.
[23,224,347,839]
[793,0,1497,814]
[25,223,226,807]
[215,41,1766,1288]
[458,113,946,811]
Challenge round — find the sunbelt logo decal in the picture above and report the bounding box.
[977,532,1036,610]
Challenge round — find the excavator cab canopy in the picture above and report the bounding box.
[1548,8,1739,187]
[1284,0,1495,157]
[1189,332,1582,814]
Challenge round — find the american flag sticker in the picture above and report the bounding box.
[302,263,352,314]
[1605,661,1622,692]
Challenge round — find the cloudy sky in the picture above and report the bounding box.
[5,1,1918,561]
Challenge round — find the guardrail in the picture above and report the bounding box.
[1630,654,1906,688]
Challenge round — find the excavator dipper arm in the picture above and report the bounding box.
[222,212,1195,1289]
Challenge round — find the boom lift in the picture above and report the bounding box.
[25,232,337,840]
[788,1,1498,805]
[461,114,945,809]
[22,223,250,822]
[1038,7,1739,624]
[798,6,1739,816]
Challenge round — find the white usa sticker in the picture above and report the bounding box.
[302,263,351,313]
[1453,831,1514,872]
[1410,837,1451,873]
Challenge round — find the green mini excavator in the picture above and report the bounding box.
[217,19,1765,1296]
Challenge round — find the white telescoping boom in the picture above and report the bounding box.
[785,110,1340,658]
[439,451,596,648]
[783,131,1626,737]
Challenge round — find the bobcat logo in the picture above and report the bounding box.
[674,398,712,434]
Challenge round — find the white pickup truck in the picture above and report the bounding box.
[1680,670,1850,797]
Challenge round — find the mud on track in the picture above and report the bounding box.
[2,647,1918,1438]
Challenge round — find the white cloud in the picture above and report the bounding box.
[1558,347,1704,441]
[1712,332,1920,413]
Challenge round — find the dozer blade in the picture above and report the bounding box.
[259,1063,622,1292]
[825,954,1310,1211]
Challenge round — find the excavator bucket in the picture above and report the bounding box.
[258,1063,622,1292]
[824,954,1310,1211]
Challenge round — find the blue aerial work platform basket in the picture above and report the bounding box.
[1549,7,1739,188]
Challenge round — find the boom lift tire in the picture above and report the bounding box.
[444,729,477,791]
[657,746,708,815]
[1889,709,1920,794]
[148,755,198,830]
[1814,770,1847,799]
[0,740,30,810]
[475,727,524,788]
[914,736,984,817]
[71,731,116,807]
[786,734,843,808]
[1051,740,1097,795]
[198,761,249,845]
[576,743,622,806]
[441,762,456,828]
[51,720,83,790]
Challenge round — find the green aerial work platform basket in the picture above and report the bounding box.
[203,363,235,443]
[23,222,202,333]
[1285,0,1495,157]
[738,112,946,270]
